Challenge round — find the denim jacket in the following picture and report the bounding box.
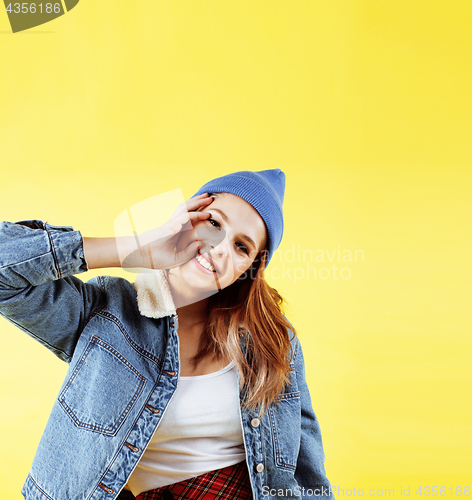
[0,220,333,500]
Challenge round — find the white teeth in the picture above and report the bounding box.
[196,253,216,272]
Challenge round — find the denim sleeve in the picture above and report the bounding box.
[0,219,107,363]
[293,337,335,499]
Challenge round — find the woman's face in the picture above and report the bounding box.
[173,192,267,293]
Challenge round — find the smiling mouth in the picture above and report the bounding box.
[193,249,222,291]
[194,249,218,273]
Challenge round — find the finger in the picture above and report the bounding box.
[181,211,213,235]
[189,192,209,200]
[173,212,204,249]
[164,211,210,238]
[187,211,212,220]
[173,240,199,267]
[183,196,213,215]
[175,211,211,227]
[173,195,213,217]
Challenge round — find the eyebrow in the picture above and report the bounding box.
[209,208,258,251]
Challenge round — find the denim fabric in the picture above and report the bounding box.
[0,220,334,500]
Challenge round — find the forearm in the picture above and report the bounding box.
[83,235,160,270]
[82,237,122,269]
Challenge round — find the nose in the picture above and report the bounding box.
[210,236,229,258]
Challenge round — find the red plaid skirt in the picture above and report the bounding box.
[135,460,252,500]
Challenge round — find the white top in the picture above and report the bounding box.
[127,360,246,496]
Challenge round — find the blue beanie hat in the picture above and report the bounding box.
[192,169,286,265]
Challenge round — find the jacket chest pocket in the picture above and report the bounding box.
[268,370,301,471]
[58,336,147,436]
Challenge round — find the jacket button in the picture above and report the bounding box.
[250,418,260,428]
[256,463,264,473]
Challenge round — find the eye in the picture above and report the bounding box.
[236,242,249,254]
[208,218,221,230]
[207,216,248,254]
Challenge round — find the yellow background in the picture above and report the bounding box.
[1,1,471,498]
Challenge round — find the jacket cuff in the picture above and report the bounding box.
[44,222,89,278]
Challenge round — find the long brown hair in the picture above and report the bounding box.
[191,203,297,416]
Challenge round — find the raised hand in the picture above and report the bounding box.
[119,193,215,271]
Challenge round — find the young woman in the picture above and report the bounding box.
[0,169,333,500]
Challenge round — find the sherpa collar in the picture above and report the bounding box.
[135,271,251,358]
[133,269,176,319]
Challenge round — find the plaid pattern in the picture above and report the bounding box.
[135,460,252,500]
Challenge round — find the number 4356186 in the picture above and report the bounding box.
[5,3,62,14]
[415,487,470,496]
